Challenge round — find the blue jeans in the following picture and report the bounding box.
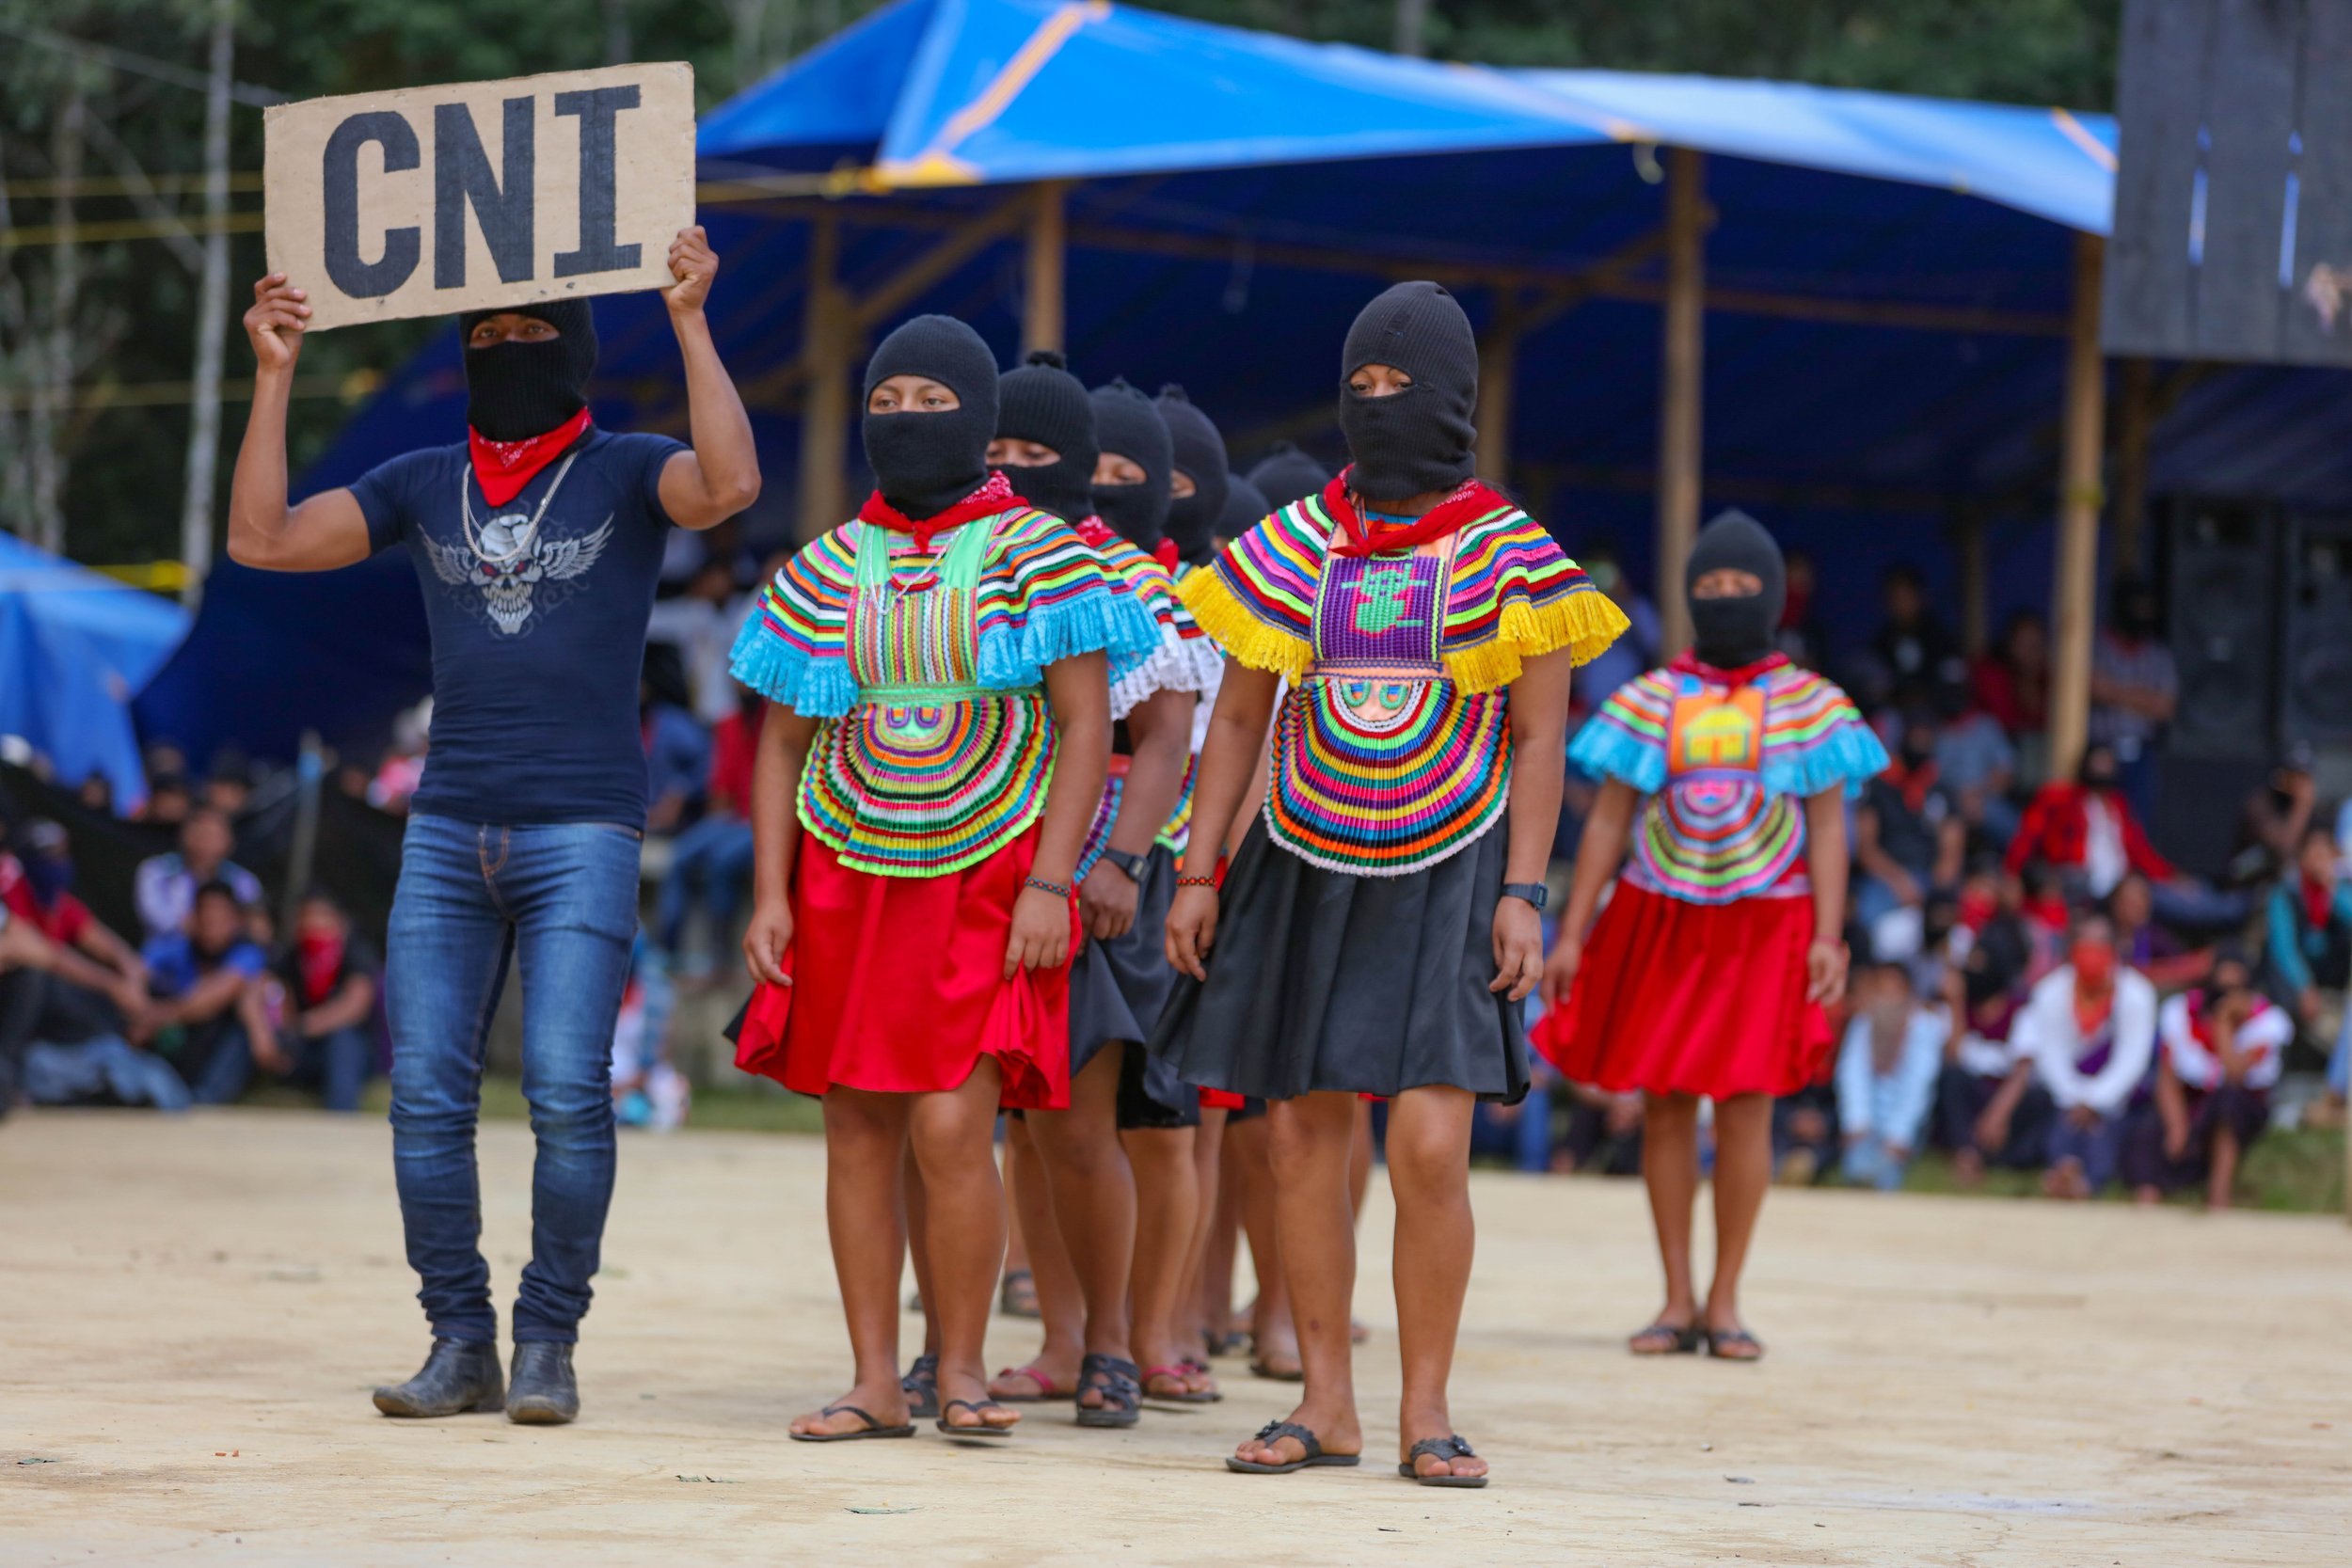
[188,1022,256,1105]
[654,814,756,957]
[2045,1111,2128,1192]
[387,816,641,1345]
[1841,1136,1913,1192]
[1469,1079,1557,1173]
[22,1036,191,1110]
[292,1024,375,1113]
[2329,1006,2349,1100]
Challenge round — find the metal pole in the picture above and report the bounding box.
[2048,233,2107,784]
[1656,148,1705,654]
[177,0,233,605]
[1022,181,1066,356]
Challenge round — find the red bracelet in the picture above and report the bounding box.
[1024,876,1071,899]
[1176,874,1217,889]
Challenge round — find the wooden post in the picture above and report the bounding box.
[1022,180,1067,357]
[1476,293,1520,485]
[2048,233,2107,783]
[1656,148,1706,654]
[796,214,850,543]
[2111,356,2153,576]
[1957,508,1989,658]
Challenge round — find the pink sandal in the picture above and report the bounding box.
[989,1364,1066,1402]
[1141,1363,1220,1403]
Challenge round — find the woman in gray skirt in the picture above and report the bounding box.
[1152,281,1626,1487]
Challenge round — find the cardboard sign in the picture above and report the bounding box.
[263,63,695,332]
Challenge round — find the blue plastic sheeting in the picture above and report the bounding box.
[0,533,188,808]
[143,0,2335,759]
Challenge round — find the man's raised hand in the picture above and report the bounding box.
[665,226,719,315]
[245,275,310,372]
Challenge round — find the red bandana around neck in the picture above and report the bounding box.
[1326,468,1505,558]
[468,407,592,507]
[1073,515,1115,548]
[1154,539,1182,574]
[857,470,1019,551]
[1667,649,1791,688]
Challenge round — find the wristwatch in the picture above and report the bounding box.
[1502,881,1549,911]
[1100,847,1150,883]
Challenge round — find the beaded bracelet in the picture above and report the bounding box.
[1023,876,1072,899]
[1175,875,1217,889]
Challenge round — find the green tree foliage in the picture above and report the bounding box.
[0,0,2118,566]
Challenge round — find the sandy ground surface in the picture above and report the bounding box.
[3,1110,2347,1567]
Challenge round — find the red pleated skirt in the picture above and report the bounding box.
[1534,880,1831,1100]
[750,828,1076,1111]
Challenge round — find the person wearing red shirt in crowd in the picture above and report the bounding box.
[655,685,763,974]
[1971,610,2049,739]
[0,821,151,1035]
[2006,743,2172,897]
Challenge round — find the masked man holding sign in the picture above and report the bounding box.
[229,228,759,1425]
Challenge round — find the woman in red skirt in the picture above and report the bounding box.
[1536,512,1884,1362]
[730,315,1144,1440]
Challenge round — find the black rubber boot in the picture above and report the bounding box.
[373,1338,504,1418]
[507,1341,580,1425]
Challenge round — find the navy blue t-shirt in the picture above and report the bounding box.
[350,428,688,826]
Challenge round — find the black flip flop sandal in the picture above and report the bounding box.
[1399,1433,1489,1488]
[1706,1327,1766,1362]
[789,1403,916,1443]
[1074,1353,1141,1428]
[900,1353,940,1420]
[1225,1419,1362,1475]
[1629,1321,1704,1355]
[935,1398,1017,1438]
[998,1267,1040,1320]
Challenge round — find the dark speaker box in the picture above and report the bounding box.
[2165,497,2279,757]
[2283,512,2352,743]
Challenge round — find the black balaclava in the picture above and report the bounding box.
[1246,443,1330,512]
[993,350,1098,523]
[1336,279,1478,503]
[1216,473,1270,552]
[1154,385,1230,566]
[1685,508,1788,669]
[861,313,1000,519]
[1089,378,1172,550]
[458,299,597,441]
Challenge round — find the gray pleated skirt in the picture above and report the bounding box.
[1147,818,1529,1104]
[1067,844,1196,1128]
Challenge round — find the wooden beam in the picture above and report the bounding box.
[1023,180,1067,356]
[2110,356,2153,575]
[2047,233,2107,782]
[796,214,850,544]
[1656,148,1706,656]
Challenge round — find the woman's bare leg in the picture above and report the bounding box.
[908,1059,1018,1431]
[1638,1091,1702,1338]
[1025,1046,1136,1410]
[1386,1085,1486,1481]
[1232,1092,1361,1468]
[1704,1093,1772,1346]
[1124,1120,1205,1397]
[1230,1111,1298,1376]
[990,1117,1087,1398]
[789,1087,914,1436]
[1182,1105,1230,1359]
[902,1145,940,1357]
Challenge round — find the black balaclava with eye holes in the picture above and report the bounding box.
[860,313,999,519]
[458,299,597,441]
[1335,279,1478,503]
[993,350,1098,524]
[1154,385,1230,567]
[1685,509,1788,670]
[1089,378,1173,550]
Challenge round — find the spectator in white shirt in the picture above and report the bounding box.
[133,808,262,942]
[2123,950,2289,1209]
[1836,961,1950,1191]
[2015,913,2156,1199]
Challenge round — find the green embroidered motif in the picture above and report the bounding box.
[1352,560,1423,635]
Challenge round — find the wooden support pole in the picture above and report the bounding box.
[1476,293,1520,485]
[1023,180,1067,356]
[1957,508,1989,658]
[1656,148,1706,656]
[796,214,850,544]
[2048,233,2107,783]
[2111,356,2153,576]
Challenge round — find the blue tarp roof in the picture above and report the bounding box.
[1,533,188,807]
[135,0,2346,763]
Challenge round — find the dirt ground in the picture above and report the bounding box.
[4,1111,2346,1566]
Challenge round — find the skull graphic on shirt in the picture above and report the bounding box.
[427,513,614,636]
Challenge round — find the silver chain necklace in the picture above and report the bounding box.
[458,450,580,565]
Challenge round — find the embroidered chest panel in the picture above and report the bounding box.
[1631,674,1804,903]
[1266,530,1510,878]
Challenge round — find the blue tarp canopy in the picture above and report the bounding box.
[138,0,2340,762]
[1,534,189,807]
